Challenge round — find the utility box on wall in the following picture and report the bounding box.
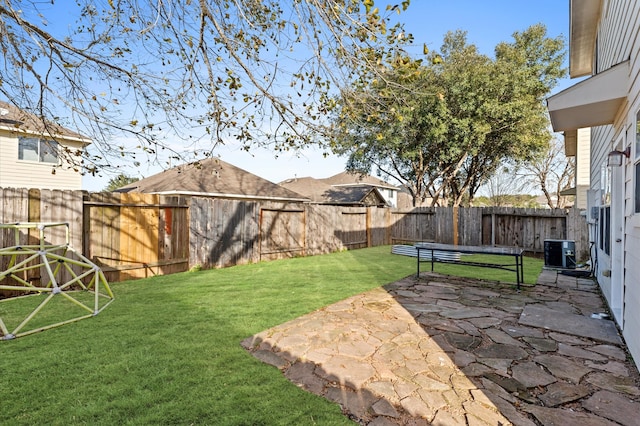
[544,239,576,269]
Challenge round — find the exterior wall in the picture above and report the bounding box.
[575,128,591,209]
[0,130,84,190]
[586,0,640,368]
[381,187,398,208]
[621,0,640,367]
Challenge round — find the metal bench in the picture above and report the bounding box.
[415,243,525,290]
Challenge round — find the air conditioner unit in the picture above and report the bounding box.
[544,239,576,269]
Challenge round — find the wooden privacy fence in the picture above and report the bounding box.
[0,188,589,284]
[390,206,589,260]
[84,193,189,282]
[0,188,84,290]
[188,200,391,268]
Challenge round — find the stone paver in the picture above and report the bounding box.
[519,305,623,344]
[242,269,640,425]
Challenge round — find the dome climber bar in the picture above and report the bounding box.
[0,222,114,340]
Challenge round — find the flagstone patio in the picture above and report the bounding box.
[242,269,640,425]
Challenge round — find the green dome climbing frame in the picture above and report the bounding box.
[0,222,114,340]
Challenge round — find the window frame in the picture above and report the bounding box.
[18,137,60,165]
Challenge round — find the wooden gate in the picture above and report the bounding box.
[259,206,305,261]
[84,193,189,281]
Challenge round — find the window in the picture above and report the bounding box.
[636,162,640,213]
[601,164,611,206]
[18,137,59,164]
[600,206,611,255]
[636,110,640,161]
[600,163,611,255]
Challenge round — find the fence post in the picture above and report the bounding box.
[453,206,459,246]
[491,210,496,246]
[366,207,372,248]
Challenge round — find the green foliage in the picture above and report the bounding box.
[474,194,541,208]
[103,173,139,191]
[331,24,566,207]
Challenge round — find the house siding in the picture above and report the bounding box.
[575,128,591,209]
[586,0,640,367]
[0,131,84,190]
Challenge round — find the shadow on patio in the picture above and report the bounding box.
[242,270,640,425]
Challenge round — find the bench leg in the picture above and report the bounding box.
[430,249,434,272]
[515,254,523,290]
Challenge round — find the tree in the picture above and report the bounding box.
[331,25,566,207]
[516,136,575,208]
[104,174,139,191]
[482,166,523,207]
[0,0,411,175]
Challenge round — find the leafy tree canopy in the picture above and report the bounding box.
[0,0,411,175]
[104,173,139,191]
[330,24,566,207]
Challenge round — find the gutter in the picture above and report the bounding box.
[0,124,91,145]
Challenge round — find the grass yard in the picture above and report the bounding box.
[0,246,542,425]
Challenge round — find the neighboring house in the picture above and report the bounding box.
[0,101,89,190]
[546,0,639,368]
[117,157,309,202]
[396,186,434,209]
[280,171,397,207]
[321,171,398,207]
[279,176,388,207]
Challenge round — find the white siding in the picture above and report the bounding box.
[0,131,84,190]
[575,129,591,209]
[576,129,591,187]
[588,0,640,368]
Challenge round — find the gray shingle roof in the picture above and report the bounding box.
[321,171,396,189]
[279,177,387,206]
[0,100,89,142]
[117,157,309,201]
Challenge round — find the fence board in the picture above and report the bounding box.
[458,207,483,246]
[83,192,188,281]
[189,196,211,269]
[435,207,453,244]
[370,207,391,246]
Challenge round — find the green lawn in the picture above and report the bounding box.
[0,246,542,425]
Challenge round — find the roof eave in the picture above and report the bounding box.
[0,124,92,145]
[547,60,629,132]
[132,190,310,203]
[569,0,602,78]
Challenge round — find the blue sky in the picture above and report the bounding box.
[83,0,572,191]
